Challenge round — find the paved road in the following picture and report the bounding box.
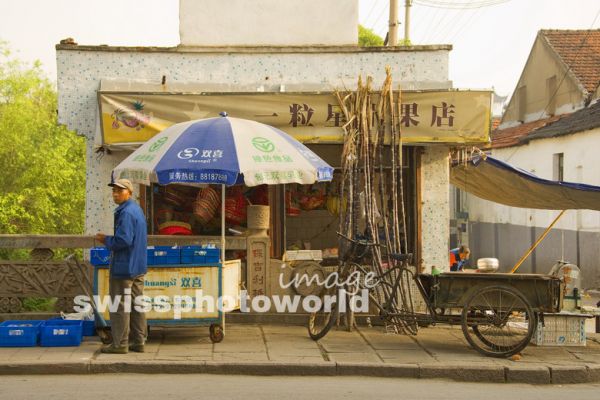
[0,374,599,400]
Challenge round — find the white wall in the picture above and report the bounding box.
[465,127,600,232]
[179,0,358,46]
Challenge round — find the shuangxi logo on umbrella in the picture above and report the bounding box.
[252,137,275,153]
[177,147,200,160]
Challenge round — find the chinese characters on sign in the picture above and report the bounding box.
[180,276,202,289]
[400,102,456,127]
[289,103,314,127]
[247,240,268,298]
[290,102,457,129]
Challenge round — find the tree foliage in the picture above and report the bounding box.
[0,43,85,242]
[358,25,384,47]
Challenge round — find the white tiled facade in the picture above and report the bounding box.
[56,46,452,268]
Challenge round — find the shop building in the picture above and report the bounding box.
[56,0,490,297]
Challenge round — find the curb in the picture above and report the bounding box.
[1,360,600,384]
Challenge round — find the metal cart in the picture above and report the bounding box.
[308,236,564,358]
[93,259,241,343]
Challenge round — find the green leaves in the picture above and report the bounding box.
[0,43,85,239]
[358,25,384,47]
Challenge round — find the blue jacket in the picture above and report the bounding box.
[105,199,148,279]
[449,248,467,272]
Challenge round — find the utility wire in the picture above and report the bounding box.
[370,0,390,36]
[429,5,471,43]
[411,2,434,40]
[364,0,383,26]
[505,6,600,163]
[447,7,483,43]
[533,7,600,122]
[414,0,510,9]
[422,4,447,43]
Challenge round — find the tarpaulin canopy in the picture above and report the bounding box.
[450,155,600,211]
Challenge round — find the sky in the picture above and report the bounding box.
[0,0,599,98]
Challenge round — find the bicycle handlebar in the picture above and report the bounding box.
[336,231,384,248]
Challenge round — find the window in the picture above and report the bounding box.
[553,153,564,181]
[546,75,557,116]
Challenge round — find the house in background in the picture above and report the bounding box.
[458,29,600,289]
[450,91,505,249]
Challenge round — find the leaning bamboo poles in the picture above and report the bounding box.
[336,69,418,334]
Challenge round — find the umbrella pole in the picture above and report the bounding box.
[221,183,226,334]
[221,183,226,263]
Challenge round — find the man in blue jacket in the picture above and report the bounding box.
[95,178,147,354]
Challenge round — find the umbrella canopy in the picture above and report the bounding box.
[112,114,334,187]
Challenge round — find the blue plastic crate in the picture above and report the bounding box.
[82,320,96,336]
[47,318,96,337]
[181,246,220,264]
[40,320,83,347]
[205,248,220,263]
[147,246,180,265]
[0,320,43,347]
[90,247,111,265]
[181,246,206,264]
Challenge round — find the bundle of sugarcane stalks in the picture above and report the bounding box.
[335,67,419,335]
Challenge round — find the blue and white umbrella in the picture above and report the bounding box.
[112,114,334,187]
[112,114,335,265]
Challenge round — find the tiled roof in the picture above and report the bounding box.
[491,116,563,149]
[521,100,600,144]
[542,29,600,94]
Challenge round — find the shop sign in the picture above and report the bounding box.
[99,91,492,146]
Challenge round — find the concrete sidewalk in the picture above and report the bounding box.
[0,323,599,384]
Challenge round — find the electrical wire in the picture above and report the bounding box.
[370,0,390,35]
[533,7,600,122]
[421,4,445,43]
[411,2,435,41]
[446,7,483,44]
[429,5,471,43]
[504,7,600,164]
[414,0,510,9]
[364,0,383,27]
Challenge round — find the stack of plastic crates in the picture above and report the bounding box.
[533,313,588,346]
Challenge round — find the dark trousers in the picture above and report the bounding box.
[108,275,147,347]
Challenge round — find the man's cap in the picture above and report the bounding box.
[108,178,134,192]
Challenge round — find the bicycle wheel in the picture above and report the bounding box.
[461,285,535,358]
[307,284,339,340]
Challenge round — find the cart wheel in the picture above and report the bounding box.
[461,285,535,358]
[96,327,113,345]
[307,285,339,340]
[209,324,224,343]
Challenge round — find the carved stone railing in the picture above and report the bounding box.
[0,234,248,313]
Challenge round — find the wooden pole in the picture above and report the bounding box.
[510,210,566,273]
[389,0,399,46]
[404,0,412,43]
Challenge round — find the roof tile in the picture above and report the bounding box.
[491,115,563,149]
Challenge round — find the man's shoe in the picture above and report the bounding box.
[129,343,145,353]
[101,345,128,354]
